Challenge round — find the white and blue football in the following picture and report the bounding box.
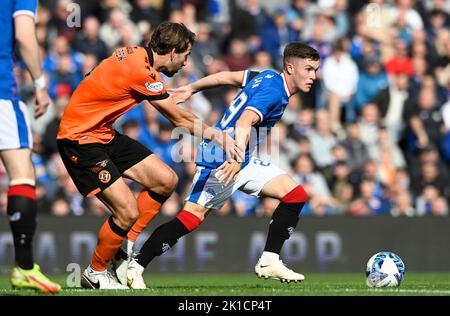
[366,251,405,287]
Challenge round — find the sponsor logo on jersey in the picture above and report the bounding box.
[204,188,215,202]
[91,159,109,173]
[145,82,163,92]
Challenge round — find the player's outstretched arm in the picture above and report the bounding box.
[149,96,244,161]
[170,71,245,104]
[14,15,50,118]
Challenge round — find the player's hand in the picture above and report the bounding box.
[169,85,194,104]
[34,87,51,118]
[215,160,242,186]
[217,130,244,163]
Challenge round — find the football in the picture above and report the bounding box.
[366,251,405,287]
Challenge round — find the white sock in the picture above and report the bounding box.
[259,251,280,265]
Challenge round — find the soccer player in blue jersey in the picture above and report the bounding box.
[118,43,320,288]
[0,0,60,293]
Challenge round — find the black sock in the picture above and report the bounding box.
[136,218,189,268]
[7,190,37,270]
[263,202,305,254]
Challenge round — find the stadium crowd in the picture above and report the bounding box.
[0,0,449,218]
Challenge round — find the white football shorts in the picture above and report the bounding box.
[0,99,32,150]
[186,156,286,210]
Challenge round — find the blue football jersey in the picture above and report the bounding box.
[195,69,292,168]
[0,0,37,100]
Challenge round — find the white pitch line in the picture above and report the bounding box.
[343,288,450,295]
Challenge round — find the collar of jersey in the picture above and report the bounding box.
[144,47,154,66]
[280,72,293,98]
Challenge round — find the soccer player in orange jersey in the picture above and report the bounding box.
[57,22,241,289]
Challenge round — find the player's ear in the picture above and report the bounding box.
[170,48,176,62]
[285,63,294,75]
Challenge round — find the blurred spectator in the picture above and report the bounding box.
[231,190,260,216]
[349,177,391,216]
[304,13,334,60]
[354,54,389,111]
[415,184,440,215]
[328,0,350,39]
[130,0,164,27]
[309,109,337,169]
[429,196,449,216]
[390,190,416,217]
[230,0,269,40]
[321,38,359,128]
[290,107,315,138]
[251,50,275,71]
[99,7,142,50]
[404,78,445,154]
[292,153,332,199]
[47,53,82,100]
[358,103,381,148]
[412,160,449,202]
[49,0,78,41]
[223,38,253,71]
[43,35,83,78]
[72,16,109,61]
[369,126,406,171]
[261,7,299,69]
[190,22,221,75]
[372,71,410,142]
[384,37,414,77]
[340,122,370,174]
[390,0,424,31]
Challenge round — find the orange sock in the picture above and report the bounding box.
[90,217,128,271]
[127,190,169,243]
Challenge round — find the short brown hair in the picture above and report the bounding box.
[283,43,320,69]
[149,22,196,55]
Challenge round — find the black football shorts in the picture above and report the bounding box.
[57,131,152,197]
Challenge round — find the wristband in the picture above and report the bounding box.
[34,75,46,89]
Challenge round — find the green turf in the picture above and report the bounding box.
[0,273,449,296]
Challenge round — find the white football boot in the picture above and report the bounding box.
[255,259,305,283]
[112,249,129,285]
[81,266,129,289]
[127,257,146,289]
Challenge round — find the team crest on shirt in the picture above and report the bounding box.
[145,82,163,92]
[98,170,111,183]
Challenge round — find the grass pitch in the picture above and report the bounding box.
[0,272,449,296]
